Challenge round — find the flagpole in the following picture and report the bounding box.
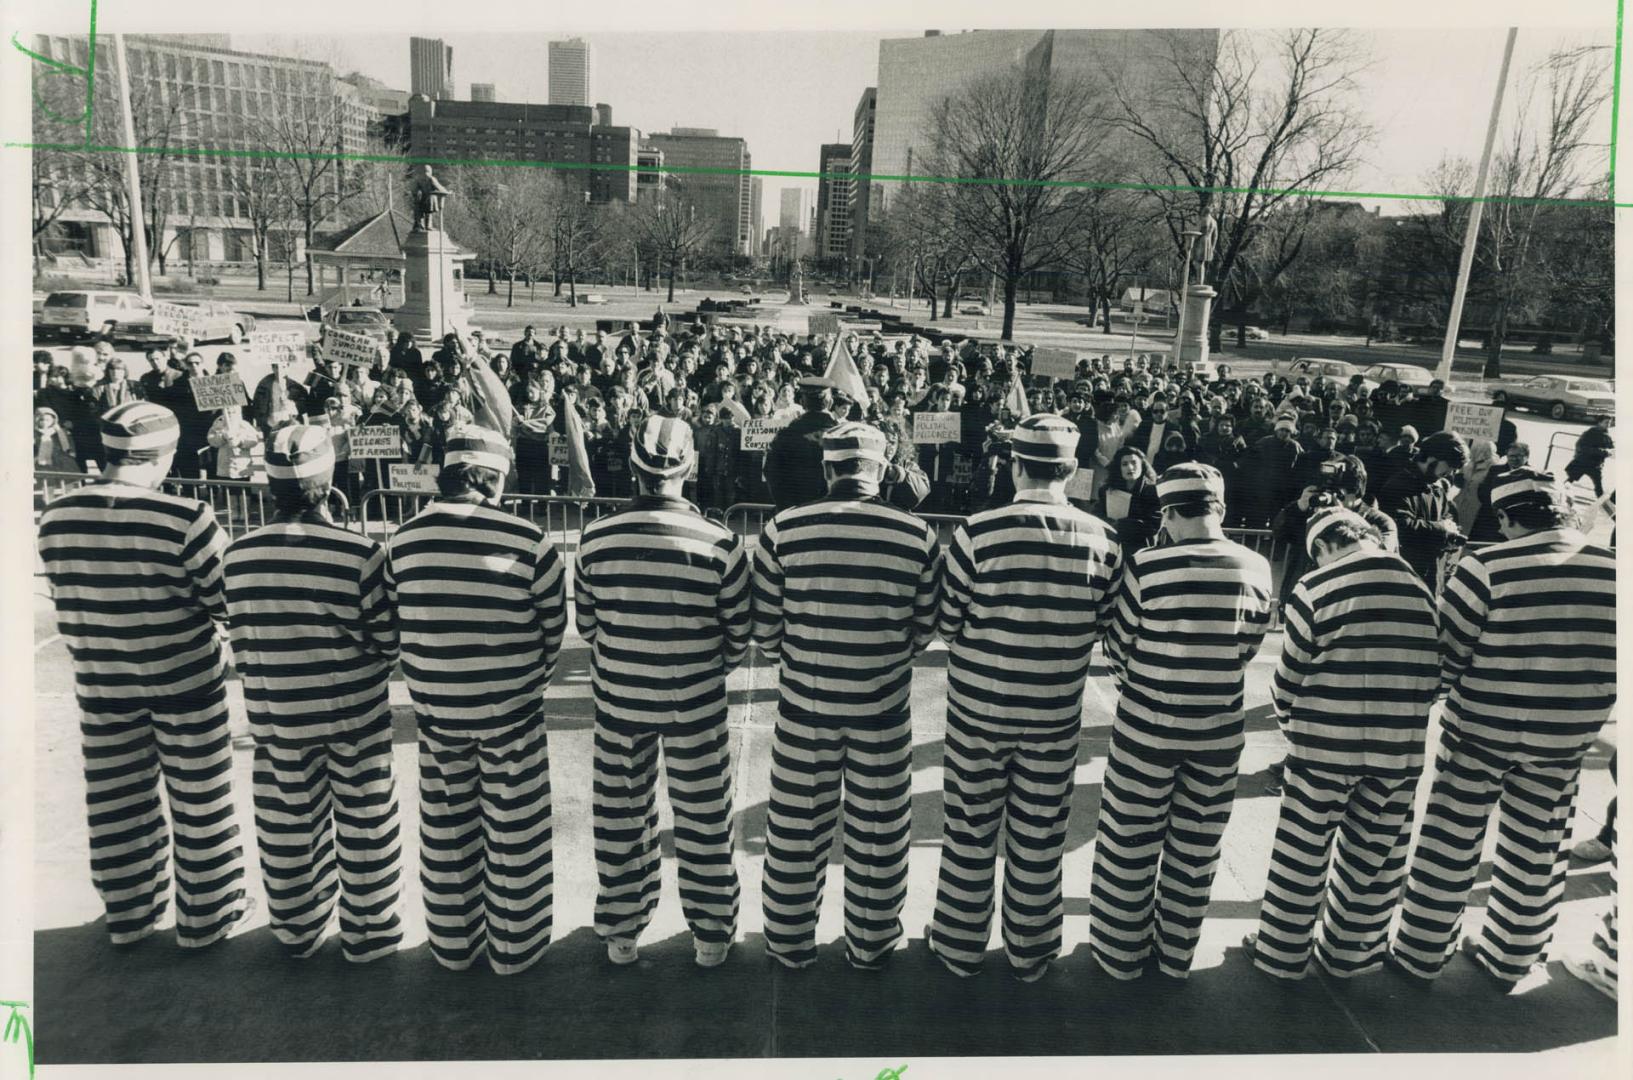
[1436,27,1518,384]
[113,34,151,302]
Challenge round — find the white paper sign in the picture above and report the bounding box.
[350,426,402,460]
[1031,347,1079,379]
[323,328,385,369]
[388,463,441,492]
[1065,468,1097,500]
[151,301,209,340]
[911,411,961,445]
[1444,401,1505,442]
[739,416,792,452]
[188,373,249,411]
[548,434,570,466]
[247,329,306,366]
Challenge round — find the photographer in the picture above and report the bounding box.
[1377,430,1469,587]
[1272,455,1397,608]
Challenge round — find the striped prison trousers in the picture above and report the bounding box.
[251,713,402,962]
[79,674,248,947]
[1088,734,1240,979]
[418,716,554,975]
[1252,764,1415,979]
[592,714,740,949]
[762,715,913,970]
[1589,837,1617,988]
[928,714,1080,978]
[1391,735,1582,983]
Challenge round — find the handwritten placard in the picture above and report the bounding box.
[739,416,792,452]
[1031,347,1079,378]
[950,454,973,485]
[1444,401,1505,442]
[188,373,249,411]
[388,463,440,492]
[150,301,209,341]
[548,434,570,466]
[350,426,401,460]
[808,313,841,336]
[911,411,961,445]
[323,328,385,369]
[246,329,306,366]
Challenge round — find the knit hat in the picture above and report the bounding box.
[265,423,335,481]
[1490,467,1564,513]
[630,415,694,479]
[1011,413,1080,464]
[822,421,888,466]
[1305,507,1374,557]
[1273,414,1298,434]
[443,425,513,472]
[100,401,178,459]
[1157,462,1225,509]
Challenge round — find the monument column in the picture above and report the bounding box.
[394,165,470,340]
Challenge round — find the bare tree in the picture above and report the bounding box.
[883,181,978,320]
[1109,29,1374,346]
[929,47,1118,338]
[1060,183,1167,334]
[444,165,552,308]
[252,80,351,296]
[628,187,716,302]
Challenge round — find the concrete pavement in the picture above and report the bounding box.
[29,590,1618,1065]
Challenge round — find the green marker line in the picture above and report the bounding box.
[1612,0,1624,199]
[7,137,1631,210]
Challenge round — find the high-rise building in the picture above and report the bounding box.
[778,187,809,234]
[636,144,665,200]
[31,34,375,265]
[470,82,496,103]
[548,38,592,106]
[341,71,410,116]
[750,177,763,254]
[406,97,637,204]
[848,87,877,270]
[409,36,454,101]
[815,142,852,264]
[646,129,755,256]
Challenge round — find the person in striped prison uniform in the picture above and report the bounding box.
[37,401,252,947]
[223,425,403,963]
[1242,507,1439,980]
[576,416,751,969]
[752,421,941,971]
[386,426,568,975]
[1090,462,1274,979]
[1391,468,1617,990]
[927,413,1122,982]
[1562,833,1618,1000]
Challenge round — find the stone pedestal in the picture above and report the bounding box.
[1175,284,1216,368]
[394,227,470,339]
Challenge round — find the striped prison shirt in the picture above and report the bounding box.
[38,480,229,702]
[223,515,399,745]
[1438,527,1617,761]
[1104,537,1275,757]
[574,494,751,725]
[386,498,567,734]
[1271,548,1440,778]
[751,485,940,723]
[938,492,1122,728]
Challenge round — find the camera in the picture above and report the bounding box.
[1310,458,1353,508]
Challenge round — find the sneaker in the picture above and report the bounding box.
[1572,835,1614,864]
[606,938,639,966]
[1562,956,1618,1001]
[694,941,731,969]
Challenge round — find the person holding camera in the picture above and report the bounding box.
[1377,430,1469,587]
[1272,455,1397,608]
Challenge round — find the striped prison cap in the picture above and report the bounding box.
[1157,462,1225,509]
[1011,413,1080,464]
[265,424,335,481]
[822,421,888,466]
[444,425,513,472]
[630,415,694,478]
[1305,506,1376,557]
[100,401,178,458]
[1489,467,1565,512]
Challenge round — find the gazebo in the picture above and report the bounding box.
[307,207,476,313]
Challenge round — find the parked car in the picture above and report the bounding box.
[181,300,257,344]
[1360,362,1436,392]
[1243,325,1270,341]
[322,305,394,342]
[1281,357,1361,382]
[36,290,152,342]
[958,295,990,316]
[1491,375,1615,421]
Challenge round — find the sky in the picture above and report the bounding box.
[232,26,1619,234]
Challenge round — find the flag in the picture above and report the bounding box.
[823,335,870,408]
[560,392,596,498]
[457,334,514,438]
[1002,365,1028,419]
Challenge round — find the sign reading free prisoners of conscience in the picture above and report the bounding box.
[911,411,961,445]
[349,426,402,460]
[739,416,793,452]
[1443,401,1506,443]
[187,373,250,411]
[388,463,440,492]
[808,313,841,336]
[323,327,385,369]
[150,301,210,341]
[1030,347,1080,379]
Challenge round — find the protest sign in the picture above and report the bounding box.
[911,411,961,445]
[246,329,307,366]
[350,426,402,460]
[808,313,841,336]
[323,328,385,369]
[950,454,973,486]
[188,373,249,411]
[1064,468,1098,501]
[548,434,570,467]
[1030,347,1079,379]
[150,301,209,341]
[388,464,440,492]
[739,416,792,452]
[1444,401,1505,443]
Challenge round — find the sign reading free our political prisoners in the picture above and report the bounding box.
[1443,401,1506,443]
[911,411,961,445]
[349,426,402,460]
[322,328,386,369]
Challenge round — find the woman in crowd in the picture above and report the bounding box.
[1098,445,1163,554]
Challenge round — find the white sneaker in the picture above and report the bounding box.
[1563,956,1618,1001]
[1572,836,1613,864]
[606,938,639,966]
[695,941,731,968]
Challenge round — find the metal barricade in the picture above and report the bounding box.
[358,489,634,547]
[1544,431,1579,472]
[35,470,275,539]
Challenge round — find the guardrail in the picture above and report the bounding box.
[34,471,276,539]
[356,488,632,548]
